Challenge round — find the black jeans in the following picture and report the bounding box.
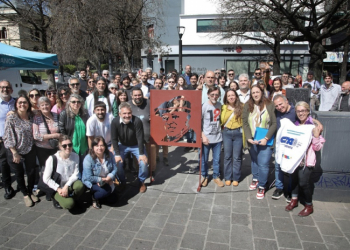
[0,141,12,188]
[291,166,313,205]
[6,146,37,196]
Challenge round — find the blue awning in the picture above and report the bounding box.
[0,43,59,70]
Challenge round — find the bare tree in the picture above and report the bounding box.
[218,0,350,80]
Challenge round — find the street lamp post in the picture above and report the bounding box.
[177,26,185,74]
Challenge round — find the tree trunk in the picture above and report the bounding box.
[340,42,349,84]
[273,40,281,75]
[308,41,326,82]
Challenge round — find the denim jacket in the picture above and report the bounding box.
[82,152,118,189]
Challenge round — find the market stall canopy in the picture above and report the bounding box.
[0,43,59,70]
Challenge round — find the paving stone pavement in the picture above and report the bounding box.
[0,146,349,250]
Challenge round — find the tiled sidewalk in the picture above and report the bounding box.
[0,146,349,250]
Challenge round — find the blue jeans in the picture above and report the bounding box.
[117,144,148,183]
[222,127,243,181]
[274,147,284,190]
[249,144,272,189]
[186,130,196,143]
[201,142,222,179]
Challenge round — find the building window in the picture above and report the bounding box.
[197,19,219,33]
[0,27,7,39]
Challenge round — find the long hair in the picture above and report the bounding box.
[89,136,110,160]
[248,85,271,113]
[15,95,32,116]
[223,89,243,121]
[175,76,187,90]
[117,89,129,105]
[269,77,283,100]
[56,86,71,109]
[94,77,112,112]
[66,94,87,118]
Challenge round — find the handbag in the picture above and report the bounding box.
[37,155,61,198]
[42,113,59,149]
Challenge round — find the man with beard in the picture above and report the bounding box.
[0,80,16,199]
[319,73,341,111]
[154,78,164,90]
[282,72,294,90]
[111,102,148,193]
[251,68,263,86]
[135,71,155,99]
[236,73,251,103]
[190,73,199,90]
[181,65,192,85]
[113,73,121,88]
[121,76,134,99]
[86,102,114,148]
[129,88,157,174]
[68,77,88,100]
[330,81,350,111]
[226,69,236,86]
[79,69,88,91]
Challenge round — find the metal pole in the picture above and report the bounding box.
[179,38,182,74]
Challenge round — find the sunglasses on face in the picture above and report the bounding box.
[70,83,79,87]
[215,72,220,74]
[103,74,109,76]
[46,91,56,96]
[18,101,28,105]
[110,87,116,90]
[71,100,81,104]
[29,94,40,98]
[255,73,261,75]
[228,74,234,76]
[59,92,69,97]
[61,143,73,149]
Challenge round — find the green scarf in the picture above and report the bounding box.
[72,115,88,154]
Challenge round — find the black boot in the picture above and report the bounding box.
[52,198,63,209]
[4,186,15,199]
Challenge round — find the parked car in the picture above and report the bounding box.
[55,72,71,83]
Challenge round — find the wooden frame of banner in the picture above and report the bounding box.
[150,90,203,192]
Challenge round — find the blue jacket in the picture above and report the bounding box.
[82,152,118,188]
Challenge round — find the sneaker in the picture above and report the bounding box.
[272,189,284,200]
[23,195,34,207]
[249,180,259,190]
[214,178,224,187]
[201,177,208,187]
[225,180,231,186]
[286,195,291,203]
[232,181,239,187]
[163,157,169,166]
[256,188,265,199]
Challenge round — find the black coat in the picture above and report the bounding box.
[58,109,89,137]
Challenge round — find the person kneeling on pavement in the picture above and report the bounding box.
[83,136,119,209]
[43,135,85,209]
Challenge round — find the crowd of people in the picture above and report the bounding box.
[0,64,349,216]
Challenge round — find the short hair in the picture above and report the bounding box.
[324,72,333,79]
[119,102,132,112]
[239,73,249,81]
[154,78,164,86]
[207,86,219,95]
[38,96,51,106]
[132,87,143,95]
[68,76,79,84]
[80,69,87,73]
[122,76,131,82]
[94,101,106,110]
[228,69,235,73]
[114,73,121,77]
[146,67,152,72]
[102,70,109,74]
[272,94,287,102]
[295,101,310,113]
[0,79,12,88]
[108,83,118,89]
[255,68,261,72]
[191,73,198,80]
[160,68,164,71]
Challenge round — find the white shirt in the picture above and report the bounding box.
[237,89,251,103]
[86,93,115,116]
[141,84,149,98]
[303,80,321,98]
[282,84,294,90]
[86,113,114,145]
[319,83,341,111]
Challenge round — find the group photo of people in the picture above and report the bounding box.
[1,64,349,218]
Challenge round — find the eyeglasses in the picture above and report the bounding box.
[61,143,73,149]
[215,72,220,74]
[228,74,234,76]
[210,94,220,97]
[103,74,109,76]
[29,94,40,98]
[255,73,261,75]
[296,109,308,114]
[46,91,56,96]
[59,92,69,97]
[168,81,175,83]
[0,86,12,90]
[110,87,116,90]
[70,83,80,87]
[18,101,28,105]
[71,100,81,104]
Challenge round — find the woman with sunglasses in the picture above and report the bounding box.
[52,86,71,115]
[45,86,57,107]
[242,85,276,199]
[3,95,39,207]
[43,135,84,210]
[87,79,96,93]
[58,94,89,176]
[83,136,119,209]
[28,88,41,113]
[33,97,60,199]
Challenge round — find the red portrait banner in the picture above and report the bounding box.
[150,90,202,148]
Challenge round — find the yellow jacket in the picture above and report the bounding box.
[220,104,243,129]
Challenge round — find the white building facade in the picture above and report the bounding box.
[142,0,312,78]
